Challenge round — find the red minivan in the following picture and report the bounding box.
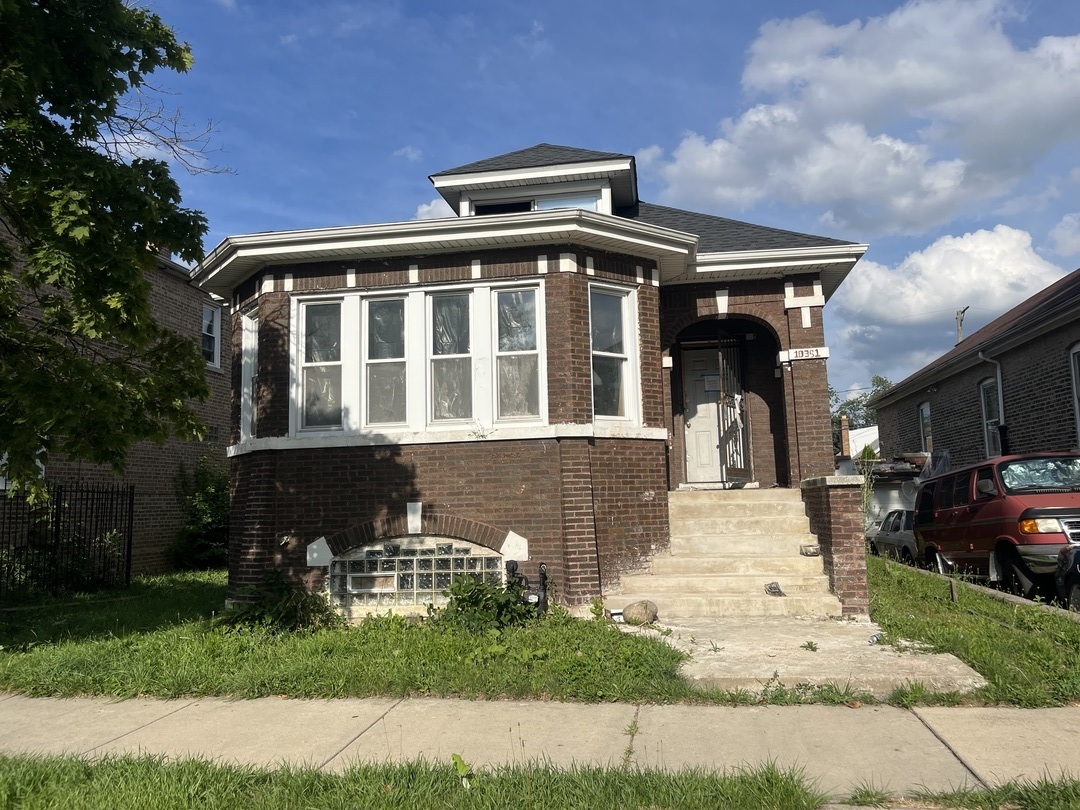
[913,453,1080,597]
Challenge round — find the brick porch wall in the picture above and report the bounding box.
[801,475,868,616]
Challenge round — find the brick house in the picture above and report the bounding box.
[41,253,232,574]
[872,266,1080,468]
[193,144,868,613]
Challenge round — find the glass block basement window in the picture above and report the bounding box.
[327,536,503,609]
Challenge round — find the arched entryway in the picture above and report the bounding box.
[670,317,790,488]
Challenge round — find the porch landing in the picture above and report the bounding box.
[608,489,843,619]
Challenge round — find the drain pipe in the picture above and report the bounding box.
[979,351,1007,454]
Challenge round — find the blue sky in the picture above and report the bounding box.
[151,0,1080,397]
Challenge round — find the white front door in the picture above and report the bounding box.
[682,345,751,484]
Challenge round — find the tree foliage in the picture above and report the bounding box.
[0,0,212,498]
[829,375,892,454]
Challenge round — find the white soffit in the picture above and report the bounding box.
[193,210,696,298]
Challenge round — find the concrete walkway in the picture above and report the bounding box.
[2,693,1079,802]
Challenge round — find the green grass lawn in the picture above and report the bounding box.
[0,754,827,810]
[867,556,1080,707]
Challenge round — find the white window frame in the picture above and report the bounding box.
[1072,343,1080,447]
[588,282,640,425]
[979,377,1002,458]
[464,180,610,216]
[239,308,259,442]
[201,303,221,368]
[918,401,932,453]
[491,287,546,422]
[363,296,409,427]
[289,281,546,438]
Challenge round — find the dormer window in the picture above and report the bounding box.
[466,185,606,217]
[474,200,532,216]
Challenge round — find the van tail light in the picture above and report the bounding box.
[1018,518,1062,534]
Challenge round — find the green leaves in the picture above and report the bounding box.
[0,0,211,494]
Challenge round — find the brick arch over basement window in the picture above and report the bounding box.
[323,511,510,557]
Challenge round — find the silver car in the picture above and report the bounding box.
[871,509,917,565]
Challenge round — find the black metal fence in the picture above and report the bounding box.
[0,483,135,602]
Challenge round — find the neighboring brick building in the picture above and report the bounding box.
[43,254,231,574]
[193,144,867,611]
[872,267,1080,468]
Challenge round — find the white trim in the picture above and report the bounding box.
[589,282,641,426]
[227,423,669,457]
[537,254,548,275]
[283,273,294,292]
[407,502,422,534]
[783,279,826,310]
[471,259,482,279]
[651,268,660,287]
[261,275,274,295]
[239,308,259,442]
[585,256,595,276]
[201,303,222,369]
[408,264,419,284]
[347,269,357,288]
[560,253,576,273]
[431,159,633,190]
[979,376,1002,458]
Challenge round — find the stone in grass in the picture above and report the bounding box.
[622,600,659,626]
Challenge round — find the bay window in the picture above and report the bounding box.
[496,289,539,419]
[365,298,407,424]
[431,294,473,421]
[590,287,633,418]
[301,301,343,429]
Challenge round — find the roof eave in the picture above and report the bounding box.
[193,210,696,298]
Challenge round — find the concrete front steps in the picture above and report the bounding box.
[610,488,843,619]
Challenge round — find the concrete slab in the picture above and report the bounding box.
[97,697,401,769]
[622,617,986,697]
[330,698,637,771]
[915,707,1080,785]
[633,704,978,796]
[0,695,194,756]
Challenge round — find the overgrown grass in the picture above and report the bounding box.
[868,556,1080,707]
[0,754,828,810]
[913,776,1080,809]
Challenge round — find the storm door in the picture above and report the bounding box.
[681,342,751,485]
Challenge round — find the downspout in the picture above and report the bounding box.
[978,351,1007,454]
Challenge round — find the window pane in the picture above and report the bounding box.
[432,295,469,356]
[593,355,625,417]
[202,305,216,336]
[367,362,406,424]
[590,292,623,354]
[304,365,342,427]
[432,357,472,420]
[201,333,216,363]
[536,194,599,211]
[368,299,405,359]
[497,290,536,352]
[305,304,341,363]
[498,355,539,418]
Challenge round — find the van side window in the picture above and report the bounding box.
[975,467,996,499]
[916,482,936,523]
[954,472,971,506]
[936,476,955,509]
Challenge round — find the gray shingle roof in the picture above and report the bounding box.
[433,144,633,177]
[871,266,1080,406]
[617,201,857,253]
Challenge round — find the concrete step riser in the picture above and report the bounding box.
[611,593,843,618]
[669,489,804,503]
[669,501,807,519]
[669,536,811,555]
[616,575,833,596]
[650,555,825,576]
[671,516,810,535]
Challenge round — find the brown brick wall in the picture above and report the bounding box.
[801,477,868,615]
[230,437,667,605]
[877,321,1080,466]
[45,265,232,574]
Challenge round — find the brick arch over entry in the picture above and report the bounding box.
[323,510,510,557]
[662,310,783,350]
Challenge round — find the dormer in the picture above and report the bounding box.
[429,143,638,218]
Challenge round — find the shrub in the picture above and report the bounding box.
[171,456,229,570]
[432,574,537,633]
[215,571,343,634]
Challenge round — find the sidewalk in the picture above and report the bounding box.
[2,692,1079,800]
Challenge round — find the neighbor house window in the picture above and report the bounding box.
[918,401,933,453]
[201,304,220,367]
[980,377,1001,458]
[300,301,343,429]
[590,287,636,419]
[292,282,547,435]
[1072,344,1080,445]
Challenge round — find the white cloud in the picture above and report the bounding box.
[213,0,237,10]
[393,146,422,162]
[828,225,1065,385]
[1050,213,1080,257]
[644,0,1080,235]
[414,198,455,220]
[514,20,551,58]
[280,33,298,46]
